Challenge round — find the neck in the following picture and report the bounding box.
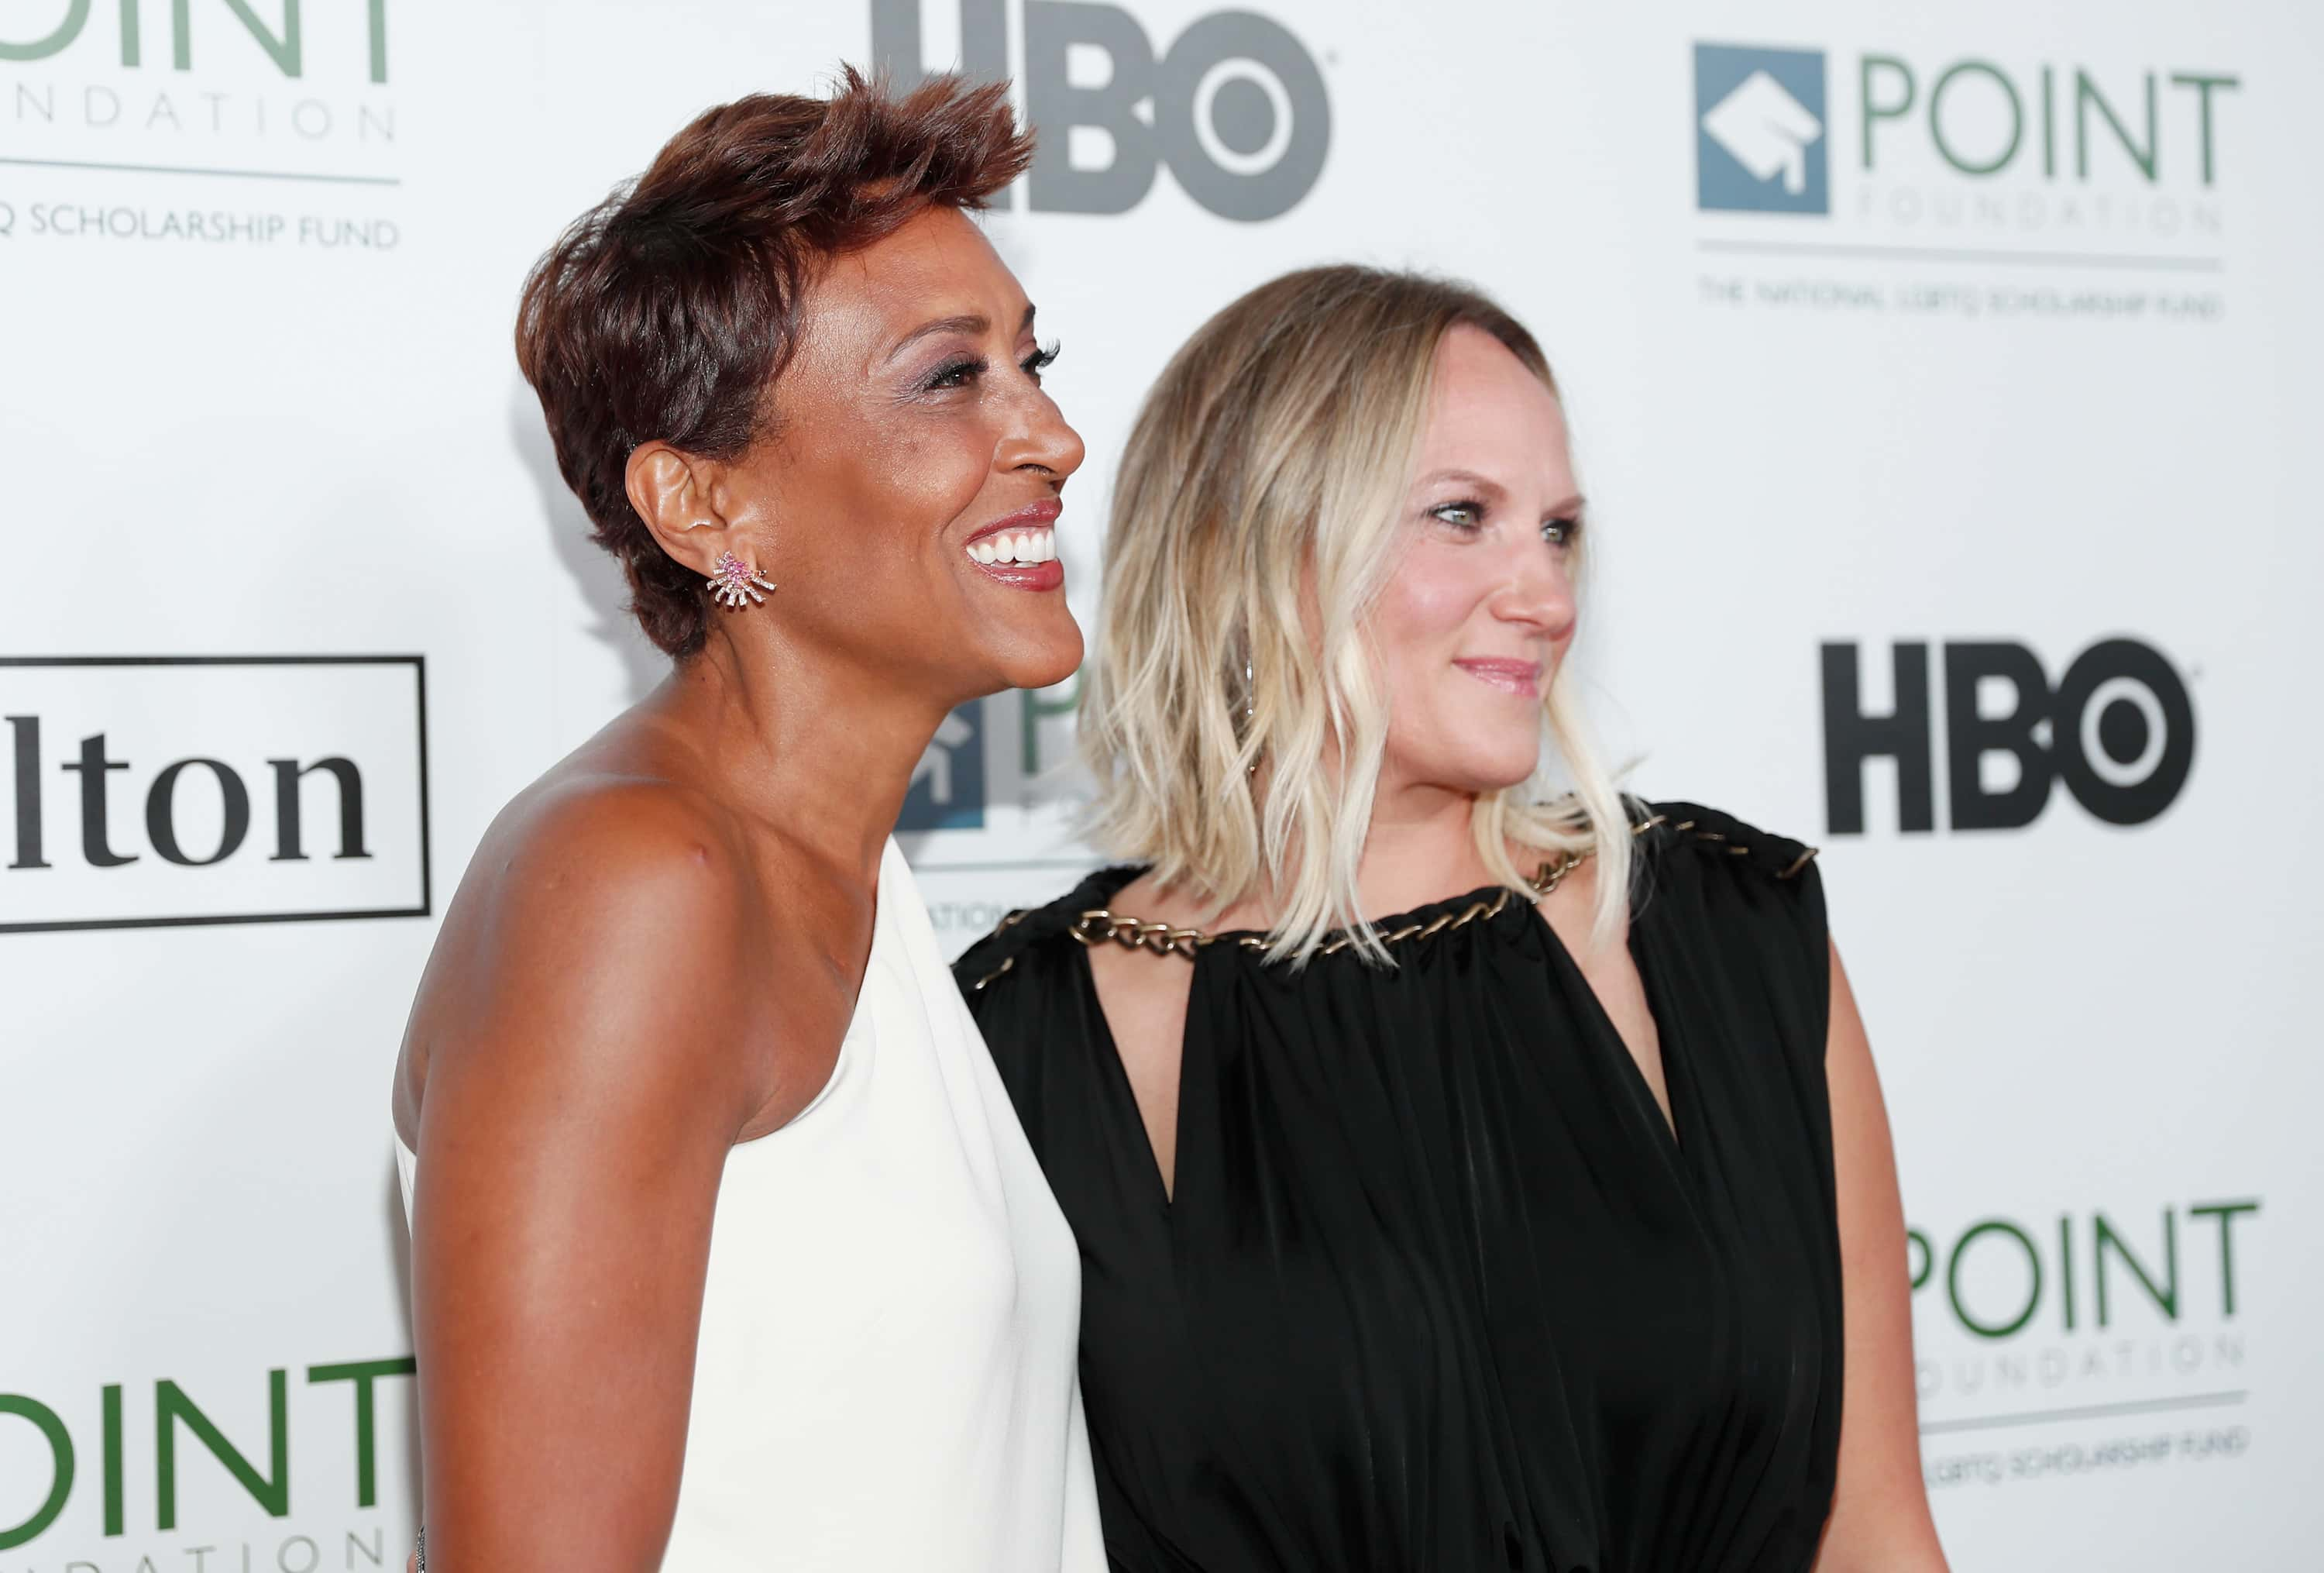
[1346,774,1498,917]
[1205,771,1495,931]
[655,616,954,883]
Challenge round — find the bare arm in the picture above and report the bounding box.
[406,794,761,1572]
[1813,939,1951,1572]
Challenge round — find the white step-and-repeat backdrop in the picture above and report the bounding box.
[4,1,2317,1567]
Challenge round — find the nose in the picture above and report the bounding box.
[1491,538,1576,644]
[1000,380,1087,487]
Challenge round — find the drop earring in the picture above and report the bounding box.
[708,551,775,609]
[1243,654,1259,779]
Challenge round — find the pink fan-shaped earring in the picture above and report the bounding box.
[707,551,775,609]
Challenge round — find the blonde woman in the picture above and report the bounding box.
[954,268,1948,1572]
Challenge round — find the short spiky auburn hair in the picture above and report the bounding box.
[515,69,1033,658]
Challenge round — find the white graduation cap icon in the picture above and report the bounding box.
[911,710,976,804]
[1702,69,1824,194]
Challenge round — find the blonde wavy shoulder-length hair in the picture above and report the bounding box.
[1078,264,1632,965]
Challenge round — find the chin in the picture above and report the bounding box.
[1453,743,1545,796]
[995,621,1084,693]
[1394,745,1537,800]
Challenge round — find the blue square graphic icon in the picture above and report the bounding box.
[1695,43,1829,215]
[898,699,987,831]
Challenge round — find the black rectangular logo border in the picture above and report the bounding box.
[0,654,432,935]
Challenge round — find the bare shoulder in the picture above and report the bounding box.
[394,759,771,1150]
[478,765,754,942]
[391,760,790,1572]
[454,759,764,1001]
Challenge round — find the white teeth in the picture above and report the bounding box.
[967,527,1057,566]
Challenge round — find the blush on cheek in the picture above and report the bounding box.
[1376,550,1480,645]
[875,416,992,521]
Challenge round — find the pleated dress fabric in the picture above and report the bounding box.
[954,804,1844,1573]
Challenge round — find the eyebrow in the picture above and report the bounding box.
[889,302,1038,361]
[1415,468,1587,516]
[1416,467,1506,495]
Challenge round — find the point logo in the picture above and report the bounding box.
[1910,1201,2256,1344]
[1908,1198,2260,1438]
[899,700,985,831]
[1695,43,1828,215]
[0,0,398,182]
[1692,40,2240,222]
[1820,638,2195,835]
[871,0,1330,222]
[0,1357,412,1553]
[0,0,390,81]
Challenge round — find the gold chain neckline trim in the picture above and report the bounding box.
[1065,844,1596,962]
[966,814,1817,990]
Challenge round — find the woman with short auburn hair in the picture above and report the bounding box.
[391,71,1102,1571]
[957,266,1949,1571]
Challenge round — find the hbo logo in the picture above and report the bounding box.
[871,0,1331,220]
[1822,638,2197,833]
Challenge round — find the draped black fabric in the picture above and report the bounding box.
[955,803,1844,1573]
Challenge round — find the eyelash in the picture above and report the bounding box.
[923,340,1062,392]
[1429,500,1582,547]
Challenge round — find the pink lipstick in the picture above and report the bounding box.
[1453,658,1542,697]
[963,498,1064,590]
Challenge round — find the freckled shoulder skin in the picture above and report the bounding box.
[391,729,858,1571]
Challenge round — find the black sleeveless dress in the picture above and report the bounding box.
[954,803,1843,1573]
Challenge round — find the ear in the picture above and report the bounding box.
[624,441,734,579]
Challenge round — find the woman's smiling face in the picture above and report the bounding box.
[1369,324,1583,802]
[720,204,1088,705]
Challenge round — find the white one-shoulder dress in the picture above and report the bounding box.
[396,838,1104,1571]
